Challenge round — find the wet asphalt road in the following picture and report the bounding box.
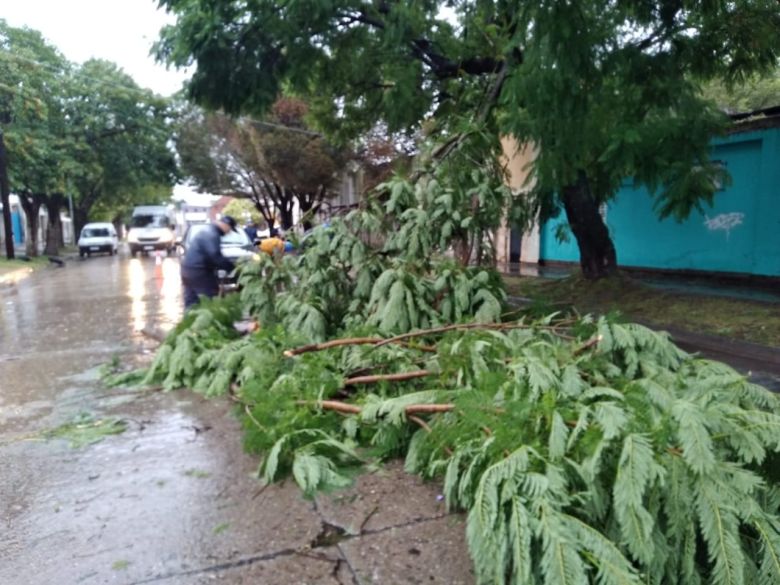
[0,254,474,585]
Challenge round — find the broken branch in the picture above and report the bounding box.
[284,337,435,357]
[344,369,432,386]
[298,400,455,416]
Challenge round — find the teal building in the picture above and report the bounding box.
[540,109,780,278]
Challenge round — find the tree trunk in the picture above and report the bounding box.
[278,188,294,230]
[297,187,328,231]
[74,205,90,237]
[111,214,123,240]
[561,171,617,280]
[0,131,14,259]
[43,193,65,256]
[19,193,42,257]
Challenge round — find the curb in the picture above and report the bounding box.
[655,324,780,376]
[506,296,779,376]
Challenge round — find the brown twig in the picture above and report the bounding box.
[573,335,603,356]
[298,400,455,416]
[244,404,265,430]
[405,404,456,414]
[408,414,433,433]
[346,357,430,379]
[284,337,383,356]
[373,322,543,349]
[297,400,363,414]
[344,370,432,386]
[284,337,435,357]
[409,414,454,456]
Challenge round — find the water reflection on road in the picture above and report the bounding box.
[126,256,181,334]
[0,253,183,427]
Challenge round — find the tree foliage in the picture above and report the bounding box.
[702,70,780,114]
[134,294,780,585]
[122,159,780,582]
[64,59,178,232]
[176,97,343,230]
[157,0,780,278]
[0,20,177,254]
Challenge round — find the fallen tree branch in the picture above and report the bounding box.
[297,400,363,414]
[407,414,433,433]
[298,400,455,416]
[284,337,435,357]
[574,335,603,356]
[409,414,454,456]
[373,322,537,348]
[285,337,382,356]
[345,357,430,379]
[344,369,432,386]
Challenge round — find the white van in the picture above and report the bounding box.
[78,223,118,257]
[127,205,176,257]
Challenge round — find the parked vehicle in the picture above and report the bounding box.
[127,205,176,257]
[78,223,118,257]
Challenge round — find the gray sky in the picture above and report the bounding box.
[2,0,190,96]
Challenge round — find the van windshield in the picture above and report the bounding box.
[82,228,110,237]
[131,214,170,228]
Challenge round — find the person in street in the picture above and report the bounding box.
[180,216,238,309]
[244,220,258,243]
[259,233,285,255]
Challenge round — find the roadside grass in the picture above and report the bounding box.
[0,255,50,278]
[504,273,780,348]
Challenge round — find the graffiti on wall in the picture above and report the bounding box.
[704,212,745,240]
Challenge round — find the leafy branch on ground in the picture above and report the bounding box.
[111,136,780,584]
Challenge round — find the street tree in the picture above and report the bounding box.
[0,20,72,257]
[65,60,178,240]
[157,0,780,278]
[176,97,343,231]
[702,70,780,114]
[221,198,264,226]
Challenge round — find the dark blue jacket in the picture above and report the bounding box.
[181,225,234,273]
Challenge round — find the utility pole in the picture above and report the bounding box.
[0,127,15,259]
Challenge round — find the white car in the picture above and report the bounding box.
[78,223,118,257]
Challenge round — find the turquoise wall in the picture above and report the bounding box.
[11,210,24,244]
[540,126,780,277]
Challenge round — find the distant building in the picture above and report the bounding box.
[0,194,73,254]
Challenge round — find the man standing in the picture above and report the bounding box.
[244,220,258,243]
[181,216,238,309]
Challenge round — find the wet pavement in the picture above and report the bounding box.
[1,254,473,585]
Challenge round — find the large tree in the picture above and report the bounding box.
[177,97,343,230]
[0,20,77,257]
[65,60,178,238]
[157,0,780,278]
[0,23,177,256]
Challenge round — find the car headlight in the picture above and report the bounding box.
[157,231,173,244]
[128,231,139,243]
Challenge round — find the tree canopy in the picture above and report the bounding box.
[157,0,780,278]
[176,97,343,230]
[0,20,177,255]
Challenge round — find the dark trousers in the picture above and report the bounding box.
[181,267,219,309]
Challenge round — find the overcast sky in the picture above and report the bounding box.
[2,0,190,96]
